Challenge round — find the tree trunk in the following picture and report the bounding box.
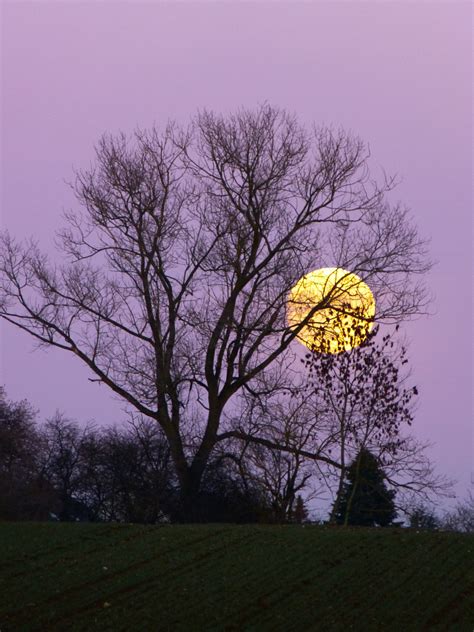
[176,472,202,523]
[329,408,347,524]
[330,466,346,524]
[169,433,217,523]
[343,453,362,526]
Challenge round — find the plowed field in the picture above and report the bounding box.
[0,523,472,631]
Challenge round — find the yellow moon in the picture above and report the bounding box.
[287,267,375,354]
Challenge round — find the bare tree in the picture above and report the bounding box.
[40,413,95,520]
[39,414,176,523]
[96,417,175,523]
[381,435,454,511]
[0,105,430,519]
[217,385,325,522]
[244,444,315,523]
[441,491,474,533]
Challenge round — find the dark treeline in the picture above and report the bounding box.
[0,388,286,524]
[2,386,470,529]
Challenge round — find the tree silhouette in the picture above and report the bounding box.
[333,448,397,526]
[0,105,430,519]
[407,504,439,530]
[293,495,309,524]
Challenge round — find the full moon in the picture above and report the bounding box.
[287,267,376,354]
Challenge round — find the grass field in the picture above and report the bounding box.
[0,522,472,631]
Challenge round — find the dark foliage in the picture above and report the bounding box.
[0,390,178,523]
[0,389,274,523]
[41,416,178,523]
[408,504,440,530]
[171,458,273,523]
[333,448,397,526]
[80,421,177,523]
[0,389,57,520]
[293,495,309,524]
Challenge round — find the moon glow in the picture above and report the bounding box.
[287,267,376,354]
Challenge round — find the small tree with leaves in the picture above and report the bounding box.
[333,448,397,526]
[305,324,416,519]
[304,322,452,519]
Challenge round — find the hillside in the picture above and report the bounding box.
[0,522,472,631]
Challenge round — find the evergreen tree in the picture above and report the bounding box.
[333,448,396,526]
[293,495,309,524]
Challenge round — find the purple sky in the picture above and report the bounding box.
[1,2,472,507]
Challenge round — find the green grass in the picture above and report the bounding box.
[0,522,472,631]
